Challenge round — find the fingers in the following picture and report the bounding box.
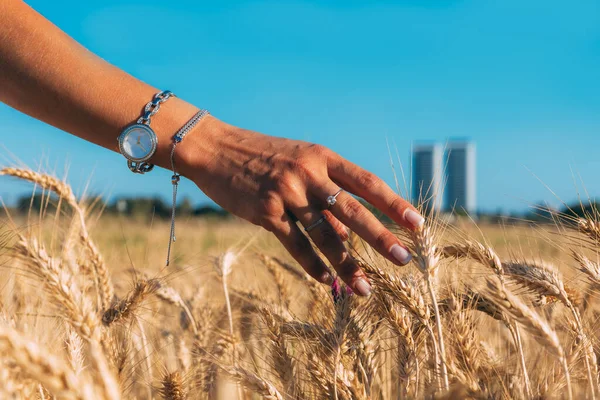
[289,209,348,241]
[322,210,349,241]
[312,182,414,267]
[327,157,424,230]
[269,213,334,285]
[290,205,371,296]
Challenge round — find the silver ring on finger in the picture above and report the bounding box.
[326,189,343,208]
[305,215,327,232]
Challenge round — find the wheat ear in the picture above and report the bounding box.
[379,294,418,397]
[159,371,186,400]
[102,279,160,326]
[260,254,290,308]
[485,279,572,400]
[217,364,283,400]
[14,235,101,342]
[503,260,594,398]
[577,218,600,245]
[65,327,85,376]
[410,225,449,391]
[0,324,95,400]
[259,306,299,397]
[444,290,532,398]
[442,240,504,278]
[359,260,445,394]
[1,167,114,310]
[572,250,600,286]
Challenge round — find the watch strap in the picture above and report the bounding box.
[127,160,155,174]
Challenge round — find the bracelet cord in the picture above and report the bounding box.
[166,109,210,266]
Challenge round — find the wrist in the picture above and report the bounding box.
[130,96,199,170]
[174,114,231,181]
[131,94,231,184]
[138,97,220,175]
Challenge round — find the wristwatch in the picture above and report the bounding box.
[117,90,175,174]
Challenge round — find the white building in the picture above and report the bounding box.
[444,141,476,214]
[412,143,444,211]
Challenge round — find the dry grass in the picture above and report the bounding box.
[2,167,600,399]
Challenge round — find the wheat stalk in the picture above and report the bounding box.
[155,283,198,336]
[215,251,236,340]
[175,336,192,374]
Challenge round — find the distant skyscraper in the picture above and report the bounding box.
[445,141,476,213]
[412,143,443,211]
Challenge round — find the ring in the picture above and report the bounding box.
[326,189,343,207]
[305,215,327,232]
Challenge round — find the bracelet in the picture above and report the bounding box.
[165,109,210,266]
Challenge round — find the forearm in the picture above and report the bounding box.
[0,1,426,297]
[0,0,210,170]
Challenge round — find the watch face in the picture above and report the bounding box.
[118,124,157,162]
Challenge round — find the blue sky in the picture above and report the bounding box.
[1,0,599,212]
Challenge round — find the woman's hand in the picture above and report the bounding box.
[178,116,425,296]
[0,0,421,297]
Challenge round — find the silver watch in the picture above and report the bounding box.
[118,90,175,174]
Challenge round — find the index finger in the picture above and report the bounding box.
[327,156,425,230]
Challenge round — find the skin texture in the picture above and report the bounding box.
[0,0,424,296]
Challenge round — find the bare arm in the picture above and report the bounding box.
[0,0,202,168]
[0,0,424,296]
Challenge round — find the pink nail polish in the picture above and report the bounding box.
[404,209,425,228]
[390,244,412,265]
[354,278,371,297]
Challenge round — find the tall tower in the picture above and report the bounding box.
[412,143,443,211]
[445,141,476,214]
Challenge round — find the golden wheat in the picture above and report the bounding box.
[2,168,599,399]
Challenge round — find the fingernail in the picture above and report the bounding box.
[321,272,334,285]
[390,244,412,265]
[354,278,372,297]
[404,209,425,229]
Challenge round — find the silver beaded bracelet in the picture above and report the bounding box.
[166,109,210,266]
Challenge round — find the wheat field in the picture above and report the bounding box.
[1,167,600,399]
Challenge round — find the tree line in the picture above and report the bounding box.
[13,194,230,219]
[10,193,600,224]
